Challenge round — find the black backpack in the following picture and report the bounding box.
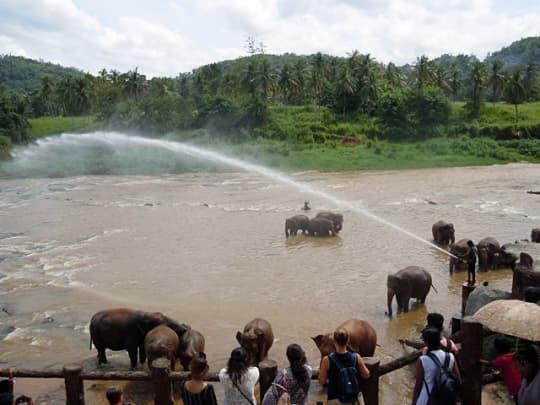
[425,352,462,405]
[329,353,361,402]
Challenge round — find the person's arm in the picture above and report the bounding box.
[318,356,329,386]
[411,358,424,405]
[356,354,370,379]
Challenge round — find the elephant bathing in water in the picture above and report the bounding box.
[311,319,377,361]
[285,215,309,237]
[236,318,274,366]
[315,211,343,233]
[448,239,472,273]
[432,220,455,245]
[387,266,434,317]
[90,308,190,369]
[477,237,500,271]
[307,217,336,237]
[144,325,179,370]
[532,228,540,243]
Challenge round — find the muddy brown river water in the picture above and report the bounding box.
[1,152,539,403]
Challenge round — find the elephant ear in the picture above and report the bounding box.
[236,331,243,344]
[311,335,324,349]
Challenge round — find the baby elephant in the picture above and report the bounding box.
[285,215,309,237]
[144,325,180,370]
[178,328,205,371]
[387,266,434,317]
[308,217,336,237]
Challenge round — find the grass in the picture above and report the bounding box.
[28,116,99,139]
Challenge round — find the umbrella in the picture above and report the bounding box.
[465,299,540,341]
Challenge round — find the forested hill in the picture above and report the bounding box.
[0,55,83,93]
[486,36,540,68]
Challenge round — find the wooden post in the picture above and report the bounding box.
[63,364,84,405]
[360,357,379,405]
[151,357,172,405]
[461,282,477,316]
[258,359,277,402]
[451,314,462,336]
[461,320,483,405]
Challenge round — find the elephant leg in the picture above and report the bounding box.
[139,343,146,364]
[97,347,107,364]
[402,297,410,312]
[128,347,138,369]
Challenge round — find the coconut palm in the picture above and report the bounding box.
[503,69,526,132]
[469,61,488,117]
[488,60,505,102]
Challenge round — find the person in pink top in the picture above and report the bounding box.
[481,336,522,404]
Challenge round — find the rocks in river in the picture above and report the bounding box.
[464,285,512,316]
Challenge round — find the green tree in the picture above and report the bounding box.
[415,55,434,90]
[278,63,296,104]
[335,62,355,115]
[467,61,488,117]
[384,62,404,88]
[488,59,505,102]
[503,69,526,133]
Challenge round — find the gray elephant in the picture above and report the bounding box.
[432,220,455,245]
[178,328,205,371]
[90,308,190,369]
[493,245,518,270]
[448,239,471,273]
[477,237,500,271]
[316,211,343,233]
[236,318,274,365]
[144,324,180,370]
[307,217,336,237]
[285,215,309,237]
[387,266,434,317]
[532,228,540,243]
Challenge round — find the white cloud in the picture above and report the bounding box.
[0,0,539,77]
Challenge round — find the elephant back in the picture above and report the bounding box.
[400,266,431,297]
[477,237,500,252]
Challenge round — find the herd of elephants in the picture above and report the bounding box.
[88,211,540,377]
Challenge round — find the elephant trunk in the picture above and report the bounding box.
[387,288,395,316]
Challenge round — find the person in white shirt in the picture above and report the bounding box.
[219,347,259,405]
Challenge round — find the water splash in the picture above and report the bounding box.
[2,131,456,257]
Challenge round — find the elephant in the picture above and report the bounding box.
[144,325,179,370]
[448,239,472,273]
[236,318,274,366]
[307,217,336,237]
[315,211,343,233]
[432,220,455,245]
[178,328,205,371]
[477,237,500,271]
[512,253,538,299]
[89,308,190,369]
[532,228,540,243]
[285,215,309,237]
[493,246,518,270]
[311,319,377,362]
[387,266,434,317]
[524,286,540,303]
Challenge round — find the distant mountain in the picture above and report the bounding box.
[485,36,540,68]
[0,55,83,93]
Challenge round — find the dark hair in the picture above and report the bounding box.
[467,240,474,247]
[494,336,512,355]
[0,380,11,394]
[106,387,122,405]
[334,328,349,347]
[227,347,249,385]
[426,313,444,332]
[286,344,309,386]
[518,344,540,370]
[422,327,441,351]
[190,352,209,378]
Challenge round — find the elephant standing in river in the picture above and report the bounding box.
[387,266,434,317]
[308,217,336,237]
[316,211,343,233]
[432,220,455,245]
[285,215,309,237]
[493,245,518,270]
[312,319,377,360]
[532,228,540,243]
[90,308,190,369]
[477,237,500,271]
[449,239,471,273]
[144,325,180,370]
[236,318,274,365]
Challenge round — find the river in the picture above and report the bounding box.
[1,134,539,403]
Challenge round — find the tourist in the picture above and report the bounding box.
[105,386,135,405]
[0,372,14,405]
[480,336,521,404]
[262,343,312,405]
[421,313,458,355]
[412,327,461,405]
[517,344,540,405]
[180,352,218,405]
[219,347,259,405]
[466,240,477,285]
[318,328,370,404]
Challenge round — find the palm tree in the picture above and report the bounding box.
[415,55,434,90]
[335,62,355,115]
[384,62,403,88]
[503,69,526,133]
[311,52,326,108]
[291,59,307,104]
[449,66,462,100]
[488,60,505,102]
[523,63,539,101]
[258,58,274,101]
[278,64,296,104]
[433,64,451,95]
[241,59,258,99]
[469,61,487,117]
[124,68,146,100]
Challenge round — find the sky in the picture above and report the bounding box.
[0,0,539,78]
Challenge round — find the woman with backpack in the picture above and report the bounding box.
[412,327,462,405]
[318,328,370,404]
[262,344,312,405]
